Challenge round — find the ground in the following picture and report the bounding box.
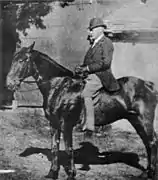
[0,102,157,180]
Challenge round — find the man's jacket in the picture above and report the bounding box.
[83,35,120,92]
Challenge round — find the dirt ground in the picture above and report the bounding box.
[0,105,156,180]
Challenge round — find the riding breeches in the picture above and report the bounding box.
[82,74,103,131]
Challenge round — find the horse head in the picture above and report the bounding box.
[6,42,75,92]
[6,41,38,91]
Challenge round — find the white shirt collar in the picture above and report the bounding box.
[92,33,104,48]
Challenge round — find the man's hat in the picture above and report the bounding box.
[88,17,107,30]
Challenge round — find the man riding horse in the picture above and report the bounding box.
[75,17,120,134]
[5,27,158,179]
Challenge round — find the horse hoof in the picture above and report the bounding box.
[79,164,90,171]
[67,177,76,180]
[45,169,58,179]
[139,171,153,180]
[66,170,76,180]
[139,171,148,179]
[96,132,107,137]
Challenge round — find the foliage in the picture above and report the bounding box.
[16,2,52,36]
[2,0,75,45]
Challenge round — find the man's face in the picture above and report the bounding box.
[88,26,104,41]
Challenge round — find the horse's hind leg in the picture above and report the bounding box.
[128,111,158,179]
[46,126,61,179]
[63,123,76,180]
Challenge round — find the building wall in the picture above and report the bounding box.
[19,1,158,87]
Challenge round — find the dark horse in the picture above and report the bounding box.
[6,42,158,180]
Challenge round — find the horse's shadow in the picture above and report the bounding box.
[19,141,145,172]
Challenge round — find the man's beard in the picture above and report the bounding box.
[87,35,94,45]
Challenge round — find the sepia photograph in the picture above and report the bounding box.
[0,0,158,179]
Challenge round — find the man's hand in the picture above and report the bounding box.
[74,65,89,78]
[75,65,89,74]
[75,65,83,74]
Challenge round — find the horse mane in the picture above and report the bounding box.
[32,50,74,77]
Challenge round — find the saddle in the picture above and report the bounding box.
[92,87,121,106]
[92,87,120,99]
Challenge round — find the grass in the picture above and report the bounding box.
[1,169,42,180]
[0,157,32,180]
[13,109,50,138]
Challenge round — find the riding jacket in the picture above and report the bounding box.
[83,35,120,92]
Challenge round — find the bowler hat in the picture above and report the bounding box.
[88,17,107,30]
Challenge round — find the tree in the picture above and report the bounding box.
[2,0,75,46]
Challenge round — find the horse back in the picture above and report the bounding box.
[92,76,158,124]
[118,76,158,105]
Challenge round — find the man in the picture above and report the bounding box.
[75,17,120,134]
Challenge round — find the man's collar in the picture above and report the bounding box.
[92,34,104,48]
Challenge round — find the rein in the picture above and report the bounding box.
[23,80,36,83]
[18,74,86,93]
[14,50,87,92]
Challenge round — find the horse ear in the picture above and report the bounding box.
[28,41,35,52]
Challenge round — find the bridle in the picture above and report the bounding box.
[16,52,49,92]
[15,51,86,92]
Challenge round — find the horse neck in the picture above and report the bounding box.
[31,50,74,99]
[32,50,74,81]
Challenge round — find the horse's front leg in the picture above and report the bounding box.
[46,126,61,180]
[63,124,76,180]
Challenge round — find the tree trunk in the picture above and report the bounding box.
[1,3,16,107]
